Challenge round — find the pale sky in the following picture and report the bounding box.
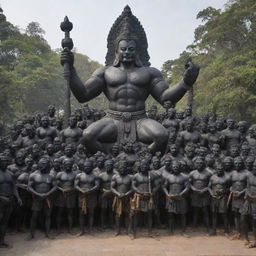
[1,0,227,69]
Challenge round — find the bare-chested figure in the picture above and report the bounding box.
[0,154,22,248]
[60,115,82,147]
[111,160,133,236]
[208,161,230,235]
[163,160,189,235]
[230,156,248,238]
[222,118,241,152]
[189,156,212,232]
[75,160,100,235]
[55,158,76,234]
[132,160,158,238]
[241,160,256,247]
[98,159,115,229]
[20,124,37,153]
[27,157,56,240]
[36,116,57,149]
[61,6,199,153]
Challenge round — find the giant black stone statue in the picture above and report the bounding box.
[61,6,199,154]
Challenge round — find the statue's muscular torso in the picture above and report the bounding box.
[102,66,161,112]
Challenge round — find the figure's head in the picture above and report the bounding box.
[119,160,128,176]
[205,154,214,167]
[216,161,224,176]
[46,144,54,155]
[226,118,235,129]
[0,154,8,170]
[140,159,149,174]
[25,156,33,168]
[25,124,35,138]
[125,142,134,153]
[15,151,25,166]
[152,156,160,170]
[114,40,138,66]
[64,144,74,157]
[69,115,77,128]
[169,144,178,155]
[185,143,195,158]
[41,116,50,128]
[97,156,105,168]
[172,160,180,175]
[241,142,250,155]
[245,156,255,171]
[104,159,114,173]
[63,158,74,172]
[234,156,243,171]
[185,118,194,131]
[211,144,220,155]
[84,160,93,174]
[184,106,192,117]
[38,157,50,173]
[229,145,239,158]
[53,137,61,152]
[47,105,55,117]
[238,121,248,134]
[111,143,119,156]
[194,156,205,171]
[252,160,256,176]
[208,122,216,134]
[164,157,172,172]
[167,108,176,118]
[53,158,61,170]
[223,156,233,171]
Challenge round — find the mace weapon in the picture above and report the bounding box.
[60,16,73,127]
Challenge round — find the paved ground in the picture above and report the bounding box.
[2,228,256,256]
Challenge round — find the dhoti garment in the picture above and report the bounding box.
[112,196,131,217]
[190,191,210,208]
[232,194,245,212]
[166,196,188,214]
[32,195,52,211]
[211,194,228,213]
[55,190,77,208]
[130,193,154,214]
[240,197,256,219]
[106,109,147,144]
[78,192,97,215]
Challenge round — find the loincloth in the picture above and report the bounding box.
[32,195,52,211]
[55,190,77,208]
[211,195,228,213]
[78,192,97,214]
[166,196,188,214]
[240,197,256,218]
[106,109,146,144]
[112,196,131,217]
[190,191,210,207]
[130,193,154,213]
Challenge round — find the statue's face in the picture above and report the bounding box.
[48,106,55,116]
[212,144,220,155]
[117,40,136,63]
[53,160,61,169]
[47,145,54,155]
[105,162,113,172]
[206,156,214,167]
[167,109,175,118]
[65,146,73,157]
[224,158,233,169]
[84,162,93,174]
[170,145,177,155]
[39,159,50,172]
[216,165,224,176]
[0,156,8,169]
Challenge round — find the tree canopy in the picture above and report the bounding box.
[0,12,101,127]
[161,0,256,122]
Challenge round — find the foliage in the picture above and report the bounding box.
[161,0,256,122]
[0,15,101,127]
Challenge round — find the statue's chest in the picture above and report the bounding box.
[105,68,150,88]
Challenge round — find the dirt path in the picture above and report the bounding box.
[2,229,256,256]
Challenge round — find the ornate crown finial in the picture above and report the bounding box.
[105,6,150,67]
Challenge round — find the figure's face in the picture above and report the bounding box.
[140,162,148,174]
[208,124,216,133]
[186,121,193,131]
[216,165,224,176]
[152,160,160,169]
[41,117,49,128]
[119,162,127,175]
[234,158,243,170]
[0,157,8,169]
[117,40,136,63]
[241,146,250,155]
[245,159,254,170]
[126,144,133,153]
[172,162,180,175]
[227,119,234,129]
[224,158,232,169]
[48,106,55,116]
[53,139,61,151]
[65,146,73,157]
[195,158,204,170]
[212,144,220,155]
[170,145,177,155]
[167,109,175,118]
[39,159,50,172]
[238,124,246,133]
[53,160,61,170]
[230,147,239,157]
[69,116,77,128]
[165,160,171,171]
[84,162,93,174]
[252,163,256,175]
[206,156,214,167]
[64,159,73,172]
[105,162,114,172]
[185,107,192,116]
[47,145,54,155]
[16,155,24,165]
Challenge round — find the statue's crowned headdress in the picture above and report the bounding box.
[105,5,150,67]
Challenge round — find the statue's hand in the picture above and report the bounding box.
[183,59,200,87]
[60,48,74,66]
